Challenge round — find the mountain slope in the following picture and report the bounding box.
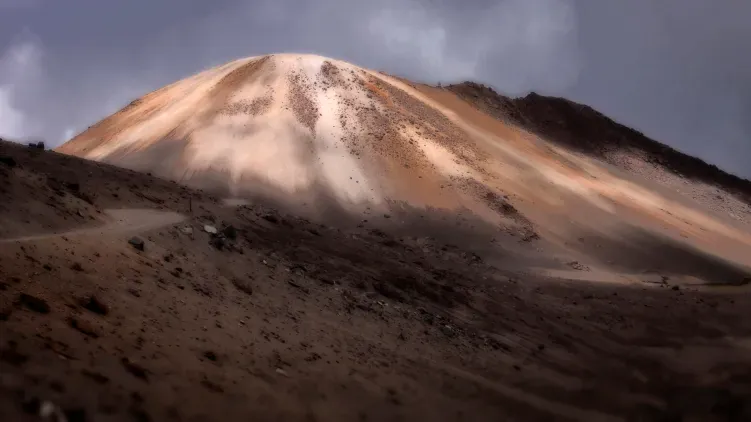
[448,82,751,204]
[58,54,486,215]
[58,53,751,285]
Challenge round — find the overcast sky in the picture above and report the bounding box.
[0,0,749,177]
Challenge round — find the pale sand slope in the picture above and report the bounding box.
[57,53,751,284]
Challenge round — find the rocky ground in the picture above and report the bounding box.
[447,82,751,211]
[2,140,751,421]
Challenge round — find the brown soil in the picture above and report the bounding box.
[3,137,751,422]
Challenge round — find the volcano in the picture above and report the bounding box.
[58,53,751,284]
[0,53,749,420]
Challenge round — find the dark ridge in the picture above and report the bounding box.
[447,82,751,204]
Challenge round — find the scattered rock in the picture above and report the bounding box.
[128,237,145,251]
[203,225,218,234]
[372,281,405,302]
[39,400,66,420]
[209,235,225,250]
[232,279,253,296]
[567,261,590,271]
[81,369,109,384]
[440,325,456,337]
[262,214,279,224]
[80,296,108,315]
[287,280,310,294]
[22,397,77,421]
[18,293,50,314]
[69,316,99,338]
[121,357,149,381]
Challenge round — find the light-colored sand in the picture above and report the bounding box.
[57,53,751,282]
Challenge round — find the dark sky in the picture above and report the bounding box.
[1,0,749,177]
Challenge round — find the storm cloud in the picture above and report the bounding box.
[0,0,748,176]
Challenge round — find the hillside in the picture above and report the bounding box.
[448,82,751,204]
[1,53,750,420]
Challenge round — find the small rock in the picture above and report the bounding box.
[80,296,108,315]
[672,285,680,291]
[567,261,590,271]
[121,357,149,381]
[232,279,253,296]
[209,235,225,250]
[203,351,218,362]
[70,262,84,272]
[203,225,217,234]
[287,280,310,294]
[180,226,193,235]
[39,400,61,419]
[69,317,99,338]
[128,237,145,251]
[275,368,288,377]
[441,325,455,337]
[18,293,50,314]
[262,214,279,224]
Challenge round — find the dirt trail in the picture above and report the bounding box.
[0,208,186,243]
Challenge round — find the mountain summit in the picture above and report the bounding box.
[59,54,489,214]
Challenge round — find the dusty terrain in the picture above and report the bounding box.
[1,53,751,421]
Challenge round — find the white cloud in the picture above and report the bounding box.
[0,87,27,138]
[0,37,42,140]
[61,127,75,143]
